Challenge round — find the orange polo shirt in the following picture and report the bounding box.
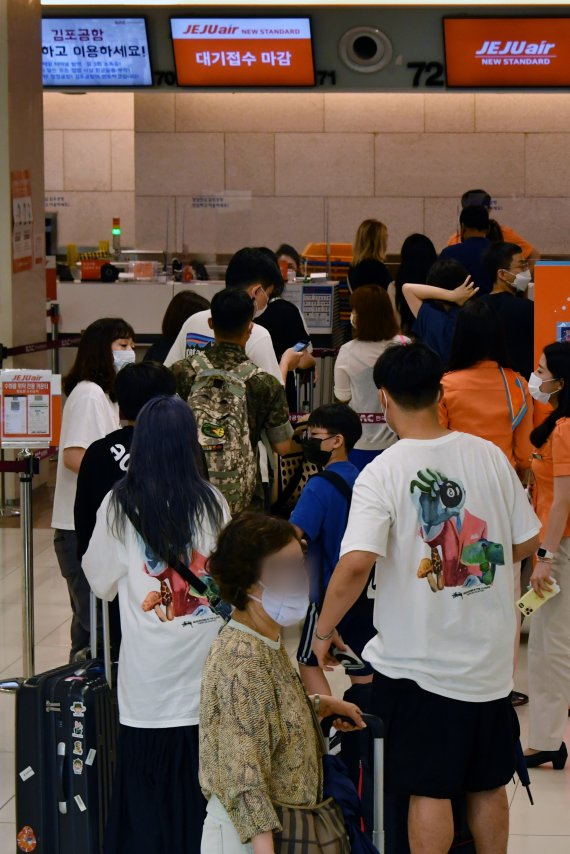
[447,224,536,259]
[439,361,533,471]
[531,417,570,537]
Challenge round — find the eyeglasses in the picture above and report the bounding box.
[300,430,338,443]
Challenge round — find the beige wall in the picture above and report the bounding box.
[43,90,570,256]
[43,92,135,248]
[133,91,570,258]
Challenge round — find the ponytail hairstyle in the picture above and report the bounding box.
[530,342,570,449]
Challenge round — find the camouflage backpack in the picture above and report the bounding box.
[188,351,259,515]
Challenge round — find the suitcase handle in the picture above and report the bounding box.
[57,741,68,814]
[89,592,113,689]
[320,712,384,739]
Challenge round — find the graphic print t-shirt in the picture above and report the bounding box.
[340,432,540,702]
[83,490,230,728]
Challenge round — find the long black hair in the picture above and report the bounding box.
[447,299,510,372]
[64,317,134,399]
[109,395,224,562]
[395,234,437,333]
[530,342,570,449]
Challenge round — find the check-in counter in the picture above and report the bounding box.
[57,279,343,345]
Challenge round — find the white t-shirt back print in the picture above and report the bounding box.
[340,432,540,703]
[83,490,230,728]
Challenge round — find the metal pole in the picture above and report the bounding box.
[18,449,35,678]
[50,303,60,376]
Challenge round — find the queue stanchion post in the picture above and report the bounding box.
[49,303,60,375]
[18,449,38,678]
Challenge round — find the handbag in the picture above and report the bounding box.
[272,680,351,853]
[273,798,351,853]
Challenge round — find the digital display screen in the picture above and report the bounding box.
[42,17,152,87]
[170,17,315,87]
[444,18,570,88]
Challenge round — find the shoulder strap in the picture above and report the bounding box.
[232,359,260,382]
[169,557,231,623]
[190,350,213,373]
[312,470,353,507]
[499,367,528,431]
[311,471,354,607]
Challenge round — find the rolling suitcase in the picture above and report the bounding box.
[323,712,385,853]
[11,595,117,854]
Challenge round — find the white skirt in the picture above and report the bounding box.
[201,796,254,853]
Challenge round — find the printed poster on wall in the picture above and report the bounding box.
[11,170,34,274]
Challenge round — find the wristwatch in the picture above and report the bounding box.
[537,547,555,561]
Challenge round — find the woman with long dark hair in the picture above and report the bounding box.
[440,299,532,476]
[52,317,135,660]
[439,299,533,705]
[83,395,229,854]
[525,341,570,769]
[394,234,437,334]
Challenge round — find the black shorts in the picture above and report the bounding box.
[297,590,375,676]
[371,672,520,799]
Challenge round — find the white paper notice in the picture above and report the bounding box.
[28,394,49,435]
[4,396,26,435]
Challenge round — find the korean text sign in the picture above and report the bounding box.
[170,18,315,86]
[444,18,570,88]
[42,17,152,87]
[0,372,62,450]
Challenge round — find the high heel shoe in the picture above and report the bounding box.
[525,742,568,769]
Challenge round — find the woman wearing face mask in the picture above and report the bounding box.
[52,317,135,661]
[525,342,570,769]
[334,286,409,471]
[199,513,365,854]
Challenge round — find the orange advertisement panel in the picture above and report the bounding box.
[533,262,570,365]
[444,18,570,88]
[170,17,315,87]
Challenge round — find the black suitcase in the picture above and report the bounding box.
[11,596,117,854]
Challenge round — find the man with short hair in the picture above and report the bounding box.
[313,342,540,854]
[439,205,493,294]
[164,247,301,380]
[171,288,295,512]
[447,188,539,260]
[482,242,534,379]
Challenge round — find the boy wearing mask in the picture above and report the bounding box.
[292,404,375,696]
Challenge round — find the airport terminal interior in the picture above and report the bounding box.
[1,1,570,852]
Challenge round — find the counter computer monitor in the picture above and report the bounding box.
[170,17,315,87]
[444,17,570,88]
[42,17,152,87]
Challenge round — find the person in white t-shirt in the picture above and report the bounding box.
[334,284,410,472]
[83,395,230,854]
[313,342,541,854]
[52,317,135,660]
[164,247,302,383]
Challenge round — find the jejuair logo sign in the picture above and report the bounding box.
[475,40,556,66]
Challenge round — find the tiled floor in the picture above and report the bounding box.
[0,497,569,851]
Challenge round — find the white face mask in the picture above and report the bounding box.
[249,581,309,627]
[113,349,135,372]
[380,390,395,434]
[508,269,532,292]
[252,288,268,319]
[528,372,560,405]
[350,311,357,329]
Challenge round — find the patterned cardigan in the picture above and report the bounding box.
[199,620,323,843]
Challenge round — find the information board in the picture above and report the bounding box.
[0,371,62,450]
[42,17,152,87]
[170,17,315,87]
